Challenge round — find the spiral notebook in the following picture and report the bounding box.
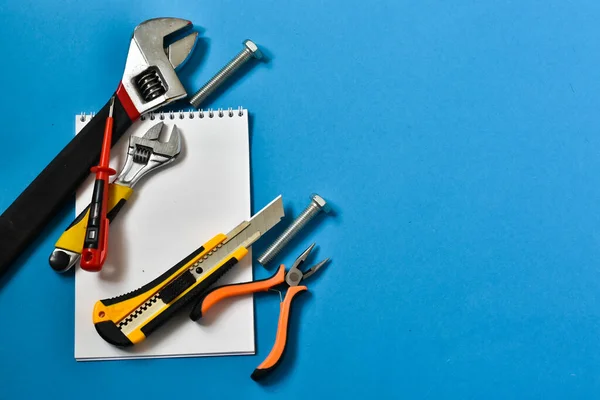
[74,108,253,361]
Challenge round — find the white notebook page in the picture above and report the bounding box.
[74,109,253,360]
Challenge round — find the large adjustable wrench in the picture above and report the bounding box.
[0,18,198,278]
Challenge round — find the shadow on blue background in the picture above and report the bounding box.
[2,0,600,398]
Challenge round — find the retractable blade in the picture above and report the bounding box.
[93,195,285,346]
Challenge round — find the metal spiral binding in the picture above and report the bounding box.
[130,108,247,121]
[79,112,96,122]
[135,68,166,102]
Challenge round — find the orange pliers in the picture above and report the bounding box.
[189,243,329,381]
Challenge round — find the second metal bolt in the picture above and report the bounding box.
[257,194,331,266]
[189,39,263,109]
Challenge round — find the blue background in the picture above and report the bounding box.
[1,0,600,398]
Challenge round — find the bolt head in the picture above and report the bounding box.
[310,194,331,213]
[243,39,263,60]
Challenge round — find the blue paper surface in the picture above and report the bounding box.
[2,0,600,398]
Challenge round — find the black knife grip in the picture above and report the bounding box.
[0,94,134,280]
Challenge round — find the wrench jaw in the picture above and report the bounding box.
[114,122,182,188]
[166,32,198,70]
[118,18,198,118]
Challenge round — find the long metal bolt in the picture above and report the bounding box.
[257,194,331,266]
[189,39,263,108]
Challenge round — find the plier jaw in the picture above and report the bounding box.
[286,243,329,287]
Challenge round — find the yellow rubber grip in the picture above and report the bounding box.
[55,183,133,254]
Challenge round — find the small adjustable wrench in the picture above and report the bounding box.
[0,18,198,278]
[49,122,181,272]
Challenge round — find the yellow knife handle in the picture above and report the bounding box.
[92,233,242,346]
[49,183,133,272]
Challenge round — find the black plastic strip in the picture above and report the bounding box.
[82,180,105,249]
[141,256,240,338]
[94,321,134,347]
[107,199,128,221]
[100,245,205,306]
[159,271,196,304]
[66,205,90,230]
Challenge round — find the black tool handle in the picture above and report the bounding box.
[83,179,107,250]
[0,94,134,280]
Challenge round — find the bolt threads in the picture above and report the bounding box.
[257,202,320,266]
[189,48,253,108]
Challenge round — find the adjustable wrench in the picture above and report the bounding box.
[49,122,181,272]
[0,18,197,278]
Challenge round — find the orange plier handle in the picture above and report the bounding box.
[251,284,307,381]
[189,264,307,380]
